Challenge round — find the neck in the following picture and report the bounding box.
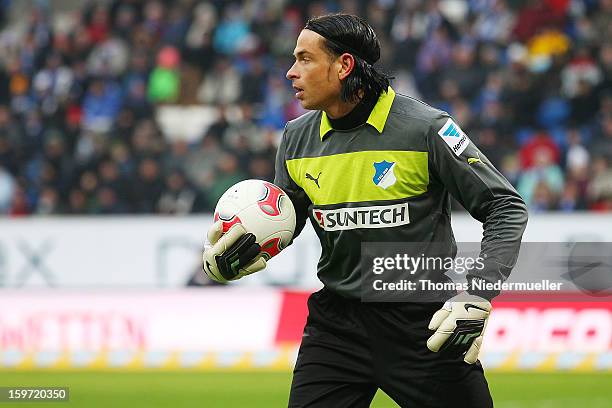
[326,93,378,131]
[325,100,359,119]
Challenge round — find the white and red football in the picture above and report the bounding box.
[213,179,296,260]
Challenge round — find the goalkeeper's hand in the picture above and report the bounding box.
[426,293,491,364]
[202,221,267,283]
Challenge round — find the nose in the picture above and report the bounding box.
[286,62,298,80]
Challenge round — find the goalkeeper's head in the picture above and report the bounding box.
[286,14,391,113]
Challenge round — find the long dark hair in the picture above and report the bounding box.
[305,14,391,103]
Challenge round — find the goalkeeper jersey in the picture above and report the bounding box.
[274,87,528,299]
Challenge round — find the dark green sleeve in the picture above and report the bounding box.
[427,114,529,299]
[274,126,310,240]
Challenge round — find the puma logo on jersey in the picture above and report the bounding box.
[468,153,483,165]
[305,172,322,188]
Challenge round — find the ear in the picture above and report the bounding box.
[337,53,355,80]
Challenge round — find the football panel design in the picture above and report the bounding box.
[213,212,243,233]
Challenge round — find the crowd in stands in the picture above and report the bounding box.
[0,0,611,215]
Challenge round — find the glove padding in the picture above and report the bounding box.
[427,293,491,364]
[202,221,267,283]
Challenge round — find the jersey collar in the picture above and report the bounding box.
[319,86,396,140]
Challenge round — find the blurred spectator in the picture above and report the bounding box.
[518,149,565,207]
[197,58,240,105]
[162,4,190,46]
[213,4,253,55]
[519,129,561,169]
[474,126,509,169]
[8,185,30,216]
[531,181,557,212]
[588,157,612,210]
[87,3,111,44]
[98,158,129,206]
[561,46,602,98]
[87,35,129,77]
[82,79,123,133]
[0,0,9,29]
[97,186,128,214]
[132,157,164,213]
[223,104,264,152]
[79,171,100,212]
[207,152,247,208]
[416,24,454,99]
[0,165,15,213]
[157,169,203,214]
[598,43,612,95]
[33,53,73,113]
[122,50,152,117]
[512,0,566,43]
[559,181,584,212]
[590,114,612,160]
[183,135,222,197]
[240,58,266,105]
[565,128,590,177]
[183,2,217,71]
[109,142,135,177]
[440,44,485,102]
[249,154,274,182]
[594,0,612,40]
[502,65,542,128]
[207,105,230,141]
[527,27,570,68]
[130,118,165,159]
[112,2,138,41]
[148,46,181,103]
[0,105,20,173]
[66,189,88,214]
[260,75,292,129]
[473,0,515,43]
[36,186,60,215]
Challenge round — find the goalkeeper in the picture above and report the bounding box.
[203,14,528,408]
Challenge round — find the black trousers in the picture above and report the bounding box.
[288,288,493,408]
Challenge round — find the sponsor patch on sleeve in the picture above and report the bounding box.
[437,118,470,156]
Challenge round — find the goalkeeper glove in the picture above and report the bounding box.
[202,221,267,283]
[426,293,491,364]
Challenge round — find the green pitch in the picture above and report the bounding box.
[0,371,610,407]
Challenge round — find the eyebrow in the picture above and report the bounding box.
[293,50,313,58]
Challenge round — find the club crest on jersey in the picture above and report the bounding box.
[372,161,397,189]
[438,118,470,156]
